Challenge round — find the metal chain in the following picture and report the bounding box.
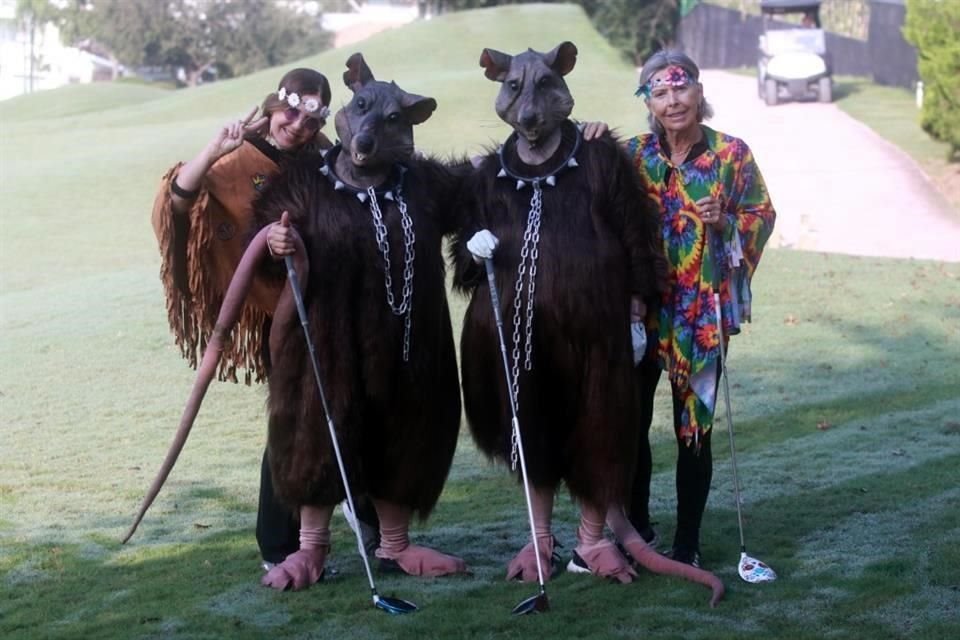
[367,184,416,361]
[509,181,543,470]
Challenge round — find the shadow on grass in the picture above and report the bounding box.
[832,78,865,101]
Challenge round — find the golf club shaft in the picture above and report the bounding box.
[714,292,747,552]
[285,255,382,599]
[485,258,548,589]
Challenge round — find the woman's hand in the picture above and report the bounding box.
[206,106,269,162]
[581,121,609,141]
[267,211,296,258]
[695,196,726,229]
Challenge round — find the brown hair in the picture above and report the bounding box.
[257,68,333,150]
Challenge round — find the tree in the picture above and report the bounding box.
[57,0,332,86]
[584,0,679,64]
[903,0,960,158]
[15,0,61,92]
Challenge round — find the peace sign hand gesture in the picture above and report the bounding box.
[206,106,269,162]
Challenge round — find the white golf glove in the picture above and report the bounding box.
[467,229,499,263]
[631,321,647,365]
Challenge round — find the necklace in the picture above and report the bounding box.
[670,144,694,165]
[495,122,583,470]
[318,145,416,362]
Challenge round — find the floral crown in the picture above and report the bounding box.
[635,65,694,99]
[278,87,331,119]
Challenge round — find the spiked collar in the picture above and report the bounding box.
[496,120,582,190]
[318,144,407,203]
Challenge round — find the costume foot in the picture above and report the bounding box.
[260,547,327,591]
[573,539,637,584]
[506,536,556,583]
[375,544,466,577]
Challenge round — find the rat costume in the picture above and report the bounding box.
[252,145,462,527]
[455,121,664,515]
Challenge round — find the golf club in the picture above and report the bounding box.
[284,254,417,614]
[484,258,550,615]
[714,290,777,584]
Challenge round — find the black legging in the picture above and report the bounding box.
[628,357,714,551]
[255,450,383,562]
[257,449,300,564]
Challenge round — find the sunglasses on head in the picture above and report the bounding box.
[281,106,323,132]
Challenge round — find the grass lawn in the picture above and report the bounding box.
[1,4,959,639]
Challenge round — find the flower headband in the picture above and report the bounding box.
[278,86,331,119]
[635,65,695,99]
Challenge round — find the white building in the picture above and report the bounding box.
[0,0,120,101]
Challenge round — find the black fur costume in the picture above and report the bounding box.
[454,121,664,507]
[253,145,462,517]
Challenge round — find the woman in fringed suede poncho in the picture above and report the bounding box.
[150,67,378,571]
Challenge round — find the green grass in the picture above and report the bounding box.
[2,4,959,639]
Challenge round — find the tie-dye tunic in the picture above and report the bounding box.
[625,125,776,446]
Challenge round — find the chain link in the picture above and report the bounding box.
[367,184,416,361]
[509,181,543,470]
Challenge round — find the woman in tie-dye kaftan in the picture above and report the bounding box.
[624,50,776,568]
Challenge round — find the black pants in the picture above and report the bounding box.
[256,449,300,564]
[256,448,382,563]
[628,357,714,551]
[255,320,381,562]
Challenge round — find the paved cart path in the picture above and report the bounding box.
[700,70,959,262]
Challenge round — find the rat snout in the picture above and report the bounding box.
[350,131,378,166]
[519,109,540,130]
[354,133,376,155]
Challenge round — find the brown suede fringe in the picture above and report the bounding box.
[152,164,267,384]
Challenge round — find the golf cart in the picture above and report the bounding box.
[757,0,832,105]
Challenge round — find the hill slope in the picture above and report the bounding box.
[0,3,642,294]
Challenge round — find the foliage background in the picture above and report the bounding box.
[903,0,960,158]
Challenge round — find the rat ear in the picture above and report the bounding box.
[544,41,578,77]
[399,89,437,125]
[343,53,375,92]
[479,48,512,82]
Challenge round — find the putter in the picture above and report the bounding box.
[484,258,550,615]
[285,254,417,614]
[714,291,777,584]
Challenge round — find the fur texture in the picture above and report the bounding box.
[453,120,665,507]
[253,148,462,517]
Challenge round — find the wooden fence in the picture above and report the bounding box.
[676,0,917,89]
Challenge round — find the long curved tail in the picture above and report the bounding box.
[121,226,303,544]
[623,537,725,607]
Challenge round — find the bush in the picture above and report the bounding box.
[903,0,960,158]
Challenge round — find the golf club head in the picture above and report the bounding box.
[511,591,549,616]
[373,594,418,615]
[738,552,777,583]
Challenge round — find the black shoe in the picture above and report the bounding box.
[566,550,590,574]
[667,545,702,569]
[638,524,660,549]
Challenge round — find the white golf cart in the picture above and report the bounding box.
[757,0,832,106]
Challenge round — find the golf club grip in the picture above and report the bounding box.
[484,258,501,311]
[284,256,309,322]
